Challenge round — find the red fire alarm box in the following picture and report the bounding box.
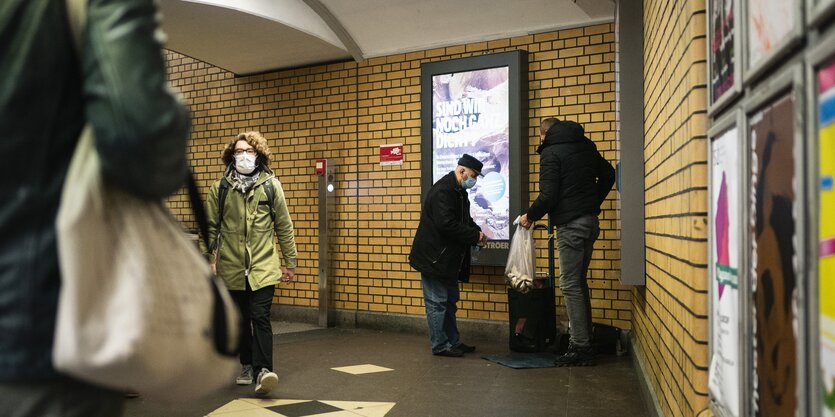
[315,159,327,176]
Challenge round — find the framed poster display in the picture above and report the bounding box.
[743,64,806,417]
[419,51,528,266]
[806,28,835,417]
[708,0,742,115]
[807,0,835,29]
[708,109,748,417]
[744,0,804,83]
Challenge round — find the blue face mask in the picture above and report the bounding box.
[462,175,476,190]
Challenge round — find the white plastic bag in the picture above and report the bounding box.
[505,216,536,293]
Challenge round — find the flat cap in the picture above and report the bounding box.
[457,154,484,176]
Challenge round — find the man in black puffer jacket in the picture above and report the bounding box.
[410,154,486,357]
[520,118,616,367]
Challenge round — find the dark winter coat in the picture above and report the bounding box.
[409,172,482,283]
[526,120,616,225]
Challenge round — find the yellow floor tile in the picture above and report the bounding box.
[311,411,365,417]
[330,364,393,375]
[208,407,286,417]
[208,398,396,417]
[240,398,310,407]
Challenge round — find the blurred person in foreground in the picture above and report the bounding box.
[0,0,190,415]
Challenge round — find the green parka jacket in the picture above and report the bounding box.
[205,166,297,291]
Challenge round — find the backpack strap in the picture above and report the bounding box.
[210,177,229,252]
[211,176,276,252]
[263,178,276,224]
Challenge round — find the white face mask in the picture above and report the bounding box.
[235,152,257,174]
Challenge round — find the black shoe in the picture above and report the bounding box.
[433,346,465,357]
[554,344,595,367]
[455,343,476,353]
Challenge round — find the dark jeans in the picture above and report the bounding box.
[230,280,275,374]
[555,214,600,348]
[421,274,461,353]
[0,378,123,417]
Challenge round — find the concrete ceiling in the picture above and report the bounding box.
[159,0,615,75]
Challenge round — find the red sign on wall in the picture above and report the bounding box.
[380,144,403,166]
[315,159,327,176]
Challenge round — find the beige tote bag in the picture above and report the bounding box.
[53,0,239,403]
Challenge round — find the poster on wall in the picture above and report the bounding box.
[420,51,527,266]
[818,57,835,417]
[709,0,737,108]
[749,92,798,417]
[746,0,796,73]
[431,67,511,240]
[708,124,742,417]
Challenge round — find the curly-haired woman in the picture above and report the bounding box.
[204,131,297,396]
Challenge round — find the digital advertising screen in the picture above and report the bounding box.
[421,51,527,266]
[431,67,511,240]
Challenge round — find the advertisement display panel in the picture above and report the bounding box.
[749,92,799,417]
[709,0,740,112]
[817,57,835,417]
[431,67,511,240]
[708,122,742,417]
[745,0,802,81]
[420,51,527,266]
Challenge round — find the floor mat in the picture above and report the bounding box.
[481,352,557,369]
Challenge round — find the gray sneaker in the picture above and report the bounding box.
[236,364,253,385]
[254,369,278,396]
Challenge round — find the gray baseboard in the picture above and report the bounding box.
[629,335,664,417]
[271,305,506,341]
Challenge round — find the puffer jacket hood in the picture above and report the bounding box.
[537,119,586,154]
[527,119,616,226]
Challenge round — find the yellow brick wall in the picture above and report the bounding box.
[165,23,629,329]
[635,1,709,417]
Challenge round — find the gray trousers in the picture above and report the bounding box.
[0,378,123,417]
[556,214,600,348]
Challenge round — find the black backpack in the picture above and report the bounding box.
[209,177,276,251]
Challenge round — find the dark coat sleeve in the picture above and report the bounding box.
[526,152,561,222]
[595,154,616,206]
[430,188,481,245]
[84,0,190,200]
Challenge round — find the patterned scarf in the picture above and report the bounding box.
[227,165,260,193]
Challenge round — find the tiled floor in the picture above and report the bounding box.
[206,399,396,417]
[124,324,650,417]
